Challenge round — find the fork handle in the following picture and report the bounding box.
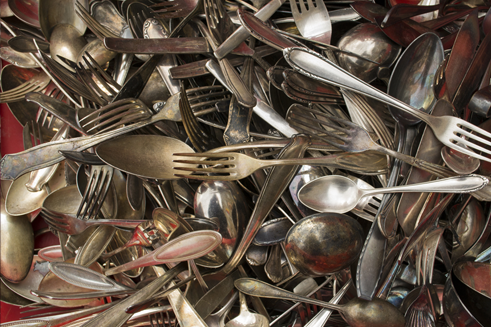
[85,219,146,228]
[0,119,152,181]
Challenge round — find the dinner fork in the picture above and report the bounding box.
[36,83,66,129]
[179,83,222,152]
[76,164,114,220]
[290,0,332,44]
[286,106,458,178]
[40,209,146,235]
[75,0,120,39]
[284,47,491,163]
[172,149,388,180]
[0,70,50,103]
[150,0,199,18]
[37,48,105,106]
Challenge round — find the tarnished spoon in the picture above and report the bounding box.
[298,175,487,214]
[235,278,405,327]
[224,292,268,327]
[105,230,222,276]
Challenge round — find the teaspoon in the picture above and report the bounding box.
[298,175,488,214]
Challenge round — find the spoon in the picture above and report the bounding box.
[441,144,480,175]
[284,213,364,277]
[8,0,40,28]
[337,23,401,83]
[235,278,405,327]
[49,23,87,71]
[38,0,88,41]
[96,135,196,180]
[105,230,222,276]
[298,175,488,214]
[205,291,239,327]
[224,292,268,327]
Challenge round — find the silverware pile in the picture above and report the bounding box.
[1,0,491,325]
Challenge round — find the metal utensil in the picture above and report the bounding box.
[172,150,387,181]
[224,292,268,327]
[104,230,222,276]
[235,278,405,327]
[298,175,487,214]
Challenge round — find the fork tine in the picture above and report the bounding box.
[451,138,491,162]
[173,159,229,165]
[87,169,112,220]
[298,0,307,13]
[306,0,315,10]
[174,173,231,181]
[173,166,233,174]
[172,152,231,158]
[290,0,300,14]
[83,52,121,93]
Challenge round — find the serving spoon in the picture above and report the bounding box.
[298,175,488,214]
[235,278,405,327]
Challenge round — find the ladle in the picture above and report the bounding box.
[235,278,406,327]
[298,175,488,214]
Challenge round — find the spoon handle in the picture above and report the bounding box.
[362,175,488,198]
[235,278,344,312]
[85,219,145,228]
[283,47,432,124]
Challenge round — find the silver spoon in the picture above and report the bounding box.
[441,144,480,175]
[298,175,488,214]
[235,278,405,327]
[205,292,239,327]
[224,292,268,327]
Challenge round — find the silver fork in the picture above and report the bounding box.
[41,209,145,235]
[75,0,120,39]
[150,0,199,18]
[76,164,115,220]
[172,149,388,180]
[0,71,50,103]
[79,98,151,134]
[36,83,66,130]
[179,83,222,152]
[37,48,105,106]
[284,47,491,163]
[70,51,122,104]
[290,0,332,44]
[286,105,460,179]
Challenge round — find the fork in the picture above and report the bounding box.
[150,0,199,18]
[286,106,459,179]
[36,83,66,130]
[290,0,332,44]
[75,0,120,39]
[37,48,105,106]
[172,149,388,180]
[284,47,491,163]
[41,209,146,236]
[0,71,50,103]
[179,83,222,152]
[76,164,115,220]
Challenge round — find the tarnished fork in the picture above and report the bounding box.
[286,106,459,179]
[75,0,120,39]
[59,52,122,104]
[36,83,66,129]
[0,71,50,103]
[76,164,115,220]
[179,83,223,152]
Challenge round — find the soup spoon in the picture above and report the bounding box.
[298,175,488,214]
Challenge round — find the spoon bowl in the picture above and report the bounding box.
[224,292,268,327]
[96,135,197,180]
[298,175,488,214]
[441,144,480,175]
[284,212,364,276]
[49,23,87,71]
